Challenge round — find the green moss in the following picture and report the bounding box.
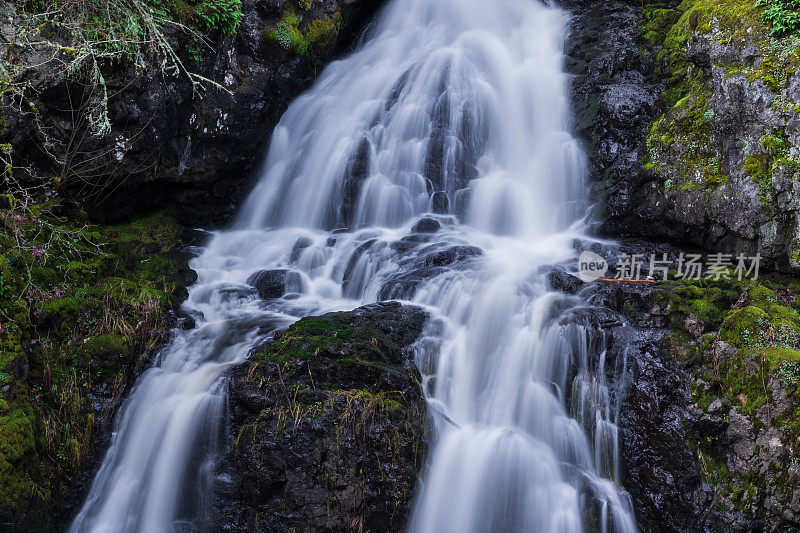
[642,6,682,47]
[265,4,344,57]
[645,82,729,190]
[103,212,182,253]
[641,0,797,198]
[77,334,132,360]
[39,297,102,327]
[306,12,342,47]
[721,306,770,348]
[258,316,358,364]
[763,346,800,370]
[761,130,790,154]
[0,203,187,523]
[135,255,178,290]
[657,283,733,327]
[0,393,36,510]
[744,153,770,178]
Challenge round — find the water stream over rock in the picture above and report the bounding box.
[71,0,638,530]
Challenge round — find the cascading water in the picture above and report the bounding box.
[71,0,639,531]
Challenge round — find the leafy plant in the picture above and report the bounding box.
[778,360,800,384]
[757,0,800,36]
[190,0,243,34]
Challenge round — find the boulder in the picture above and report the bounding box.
[412,217,441,234]
[246,269,300,299]
[218,302,430,531]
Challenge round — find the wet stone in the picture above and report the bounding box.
[412,217,441,233]
[246,269,299,299]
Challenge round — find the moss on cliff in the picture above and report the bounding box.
[642,0,800,223]
[0,205,188,527]
[645,84,728,189]
[647,272,800,522]
[264,2,344,57]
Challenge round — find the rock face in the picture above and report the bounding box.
[567,0,800,272]
[0,0,384,225]
[565,0,662,240]
[575,240,800,532]
[217,302,429,532]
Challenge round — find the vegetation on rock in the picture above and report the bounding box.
[221,303,429,532]
[0,203,190,528]
[647,271,800,527]
[264,1,344,57]
[634,0,800,269]
[757,0,800,36]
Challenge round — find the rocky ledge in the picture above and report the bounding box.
[216,302,429,532]
[553,239,800,531]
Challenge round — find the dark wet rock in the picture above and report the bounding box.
[179,315,197,330]
[565,0,658,216]
[218,302,429,532]
[247,269,299,299]
[422,245,482,267]
[412,217,441,234]
[181,228,214,246]
[379,244,483,300]
[342,137,373,227]
[424,83,450,192]
[453,188,472,219]
[430,191,449,214]
[390,234,432,254]
[546,268,584,295]
[379,266,446,301]
[290,236,314,263]
[161,249,200,287]
[341,238,383,294]
[217,286,259,302]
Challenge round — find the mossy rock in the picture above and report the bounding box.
[225,303,429,531]
[102,212,182,250]
[720,306,770,348]
[0,390,37,514]
[764,346,800,371]
[135,254,179,289]
[37,296,102,330]
[77,334,132,361]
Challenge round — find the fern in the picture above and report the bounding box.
[757,0,800,36]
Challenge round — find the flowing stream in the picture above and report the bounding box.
[71,0,639,531]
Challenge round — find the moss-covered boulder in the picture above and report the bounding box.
[218,302,429,532]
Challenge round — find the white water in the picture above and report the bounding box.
[71,0,638,531]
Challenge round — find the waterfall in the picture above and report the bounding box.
[70,0,638,531]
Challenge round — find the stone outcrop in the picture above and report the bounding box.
[216,302,429,532]
[569,238,800,532]
[567,0,800,272]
